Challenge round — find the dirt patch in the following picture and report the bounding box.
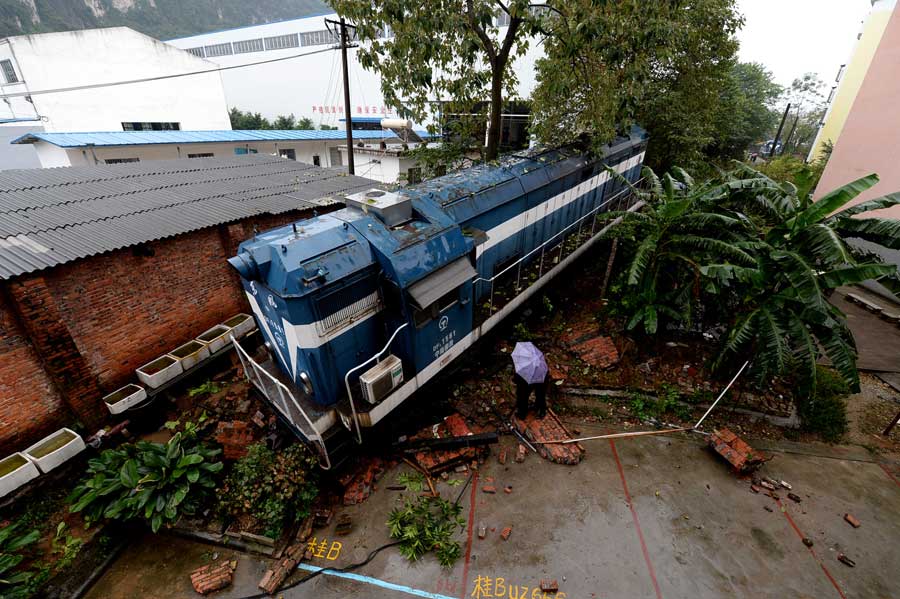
[845,373,900,459]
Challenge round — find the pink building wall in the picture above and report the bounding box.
[816,3,900,220]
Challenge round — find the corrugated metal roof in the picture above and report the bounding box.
[0,154,379,280]
[11,129,434,148]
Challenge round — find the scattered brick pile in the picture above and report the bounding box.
[513,410,585,465]
[412,413,489,474]
[708,428,766,473]
[191,560,236,595]
[215,420,257,460]
[339,457,386,505]
[568,334,620,370]
[258,517,314,595]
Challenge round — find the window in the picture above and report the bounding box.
[234,147,258,155]
[204,42,233,57]
[186,47,205,58]
[265,33,299,50]
[105,158,140,164]
[279,148,297,160]
[312,155,321,166]
[233,38,264,54]
[122,122,180,131]
[188,153,214,159]
[1,59,18,84]
[300,29,339,47]
[835,64,846,83]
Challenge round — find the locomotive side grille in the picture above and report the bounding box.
[316,291,380,335]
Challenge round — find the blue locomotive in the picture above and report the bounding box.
[228,128,647,467]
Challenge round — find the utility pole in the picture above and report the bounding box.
[769,103,791,158]
[326,17,358,175]
[782,114,800,156]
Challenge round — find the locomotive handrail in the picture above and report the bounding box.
[230,334,332,470]
[342,321,410,444]
[472,177,645,287]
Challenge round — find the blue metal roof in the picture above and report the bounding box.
[11,129,434,148]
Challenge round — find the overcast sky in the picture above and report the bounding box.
[735,0,872,88]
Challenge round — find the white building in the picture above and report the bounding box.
[0,27,231,132]
[12,129,430,184]
[0,27,232,168]
[164,13,542,127]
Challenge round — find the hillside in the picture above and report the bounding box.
[0,0,331,41]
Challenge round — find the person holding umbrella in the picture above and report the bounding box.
[511,341,549,420]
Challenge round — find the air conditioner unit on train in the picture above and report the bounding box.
[359,355,404,404]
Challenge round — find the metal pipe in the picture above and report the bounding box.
[693,360,750,429]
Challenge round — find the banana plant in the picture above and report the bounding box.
[68,431,223,533]
[599,165,756,334]
[713,173,900,392]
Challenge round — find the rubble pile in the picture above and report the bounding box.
[513,410,585,465]
[410,413,490,474]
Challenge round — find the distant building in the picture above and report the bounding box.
[13,129,432,183]
[0,27,232,167]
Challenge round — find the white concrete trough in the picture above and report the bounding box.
[0,452,40,498]
[102,383,147,415]
[168,340,211,371]
[136,355,184,388]
[23,428,85,474]
[197,324,231,354]
[222,313,256,339]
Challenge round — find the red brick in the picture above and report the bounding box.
[569,335,620,369]
[500,526,512,541]
[482,485,496,494]
[497,447,508,465]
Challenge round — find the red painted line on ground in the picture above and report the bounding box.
[459,470,479,599]
[610,439,663,599]
[774,498,847,599]
[878,463,900,490]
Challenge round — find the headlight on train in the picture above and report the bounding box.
[298,371,314,396]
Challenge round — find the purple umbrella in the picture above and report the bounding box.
[511,342,548,384]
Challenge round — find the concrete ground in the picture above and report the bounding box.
[86,429,900,599]
[831,288,900,373]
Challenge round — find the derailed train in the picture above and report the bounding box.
[228,127,647,467]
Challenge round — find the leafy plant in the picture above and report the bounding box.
[0,522,41,599]
[188,380,221,397]
[387,495,465,568]
[396,472,426,493]
[68,432,223,533]
[512,322,533,341]
[217,443,318,539]
[50,523,83,571]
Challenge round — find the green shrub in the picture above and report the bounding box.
[217,443,318,539]
[796,366,850,442]
[387,495,465,568]
[68,431,223,532]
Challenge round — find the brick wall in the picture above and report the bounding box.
[0,294,70,451]
[0,208,327,454]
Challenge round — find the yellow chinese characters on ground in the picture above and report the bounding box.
[305,537,342,561]
[470,575,566,599]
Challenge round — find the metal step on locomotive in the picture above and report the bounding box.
[228,127,648,468]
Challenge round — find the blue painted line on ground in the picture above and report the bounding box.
[296,563,457,599]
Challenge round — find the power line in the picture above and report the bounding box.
[0,45,337,100]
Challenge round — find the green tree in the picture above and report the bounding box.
[272,114,298,130]
[229,107,272,130]
[296,117,315,130]
[332,0,546,160]
[531,0,743,171]
[706,62,782,161]
[779,73,828,156]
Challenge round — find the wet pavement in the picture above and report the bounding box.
[85,429,900,599]
[831,288,900,373]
